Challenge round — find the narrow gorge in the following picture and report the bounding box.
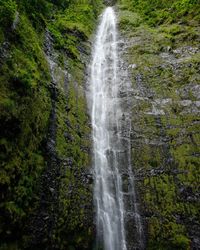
[0,0,199,250]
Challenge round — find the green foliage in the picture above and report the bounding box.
[119,0,200,26]
[0,9,51,248]
[48,1,102,58]
[1,0,103,248]
[19,0,53,28]
[55,71,93,249]
[119,10,142,29]
[0,0,17,33]
[118,1,200,248]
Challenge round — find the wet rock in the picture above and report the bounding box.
[64,132,74,141]
[118,5,200,248]
[104,0,117,6]
[128,64,137,69]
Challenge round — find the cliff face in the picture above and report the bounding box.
[0,1,103,249]
[118,0,200,249]
[0,0,199,249]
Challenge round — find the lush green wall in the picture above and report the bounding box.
[1,0,199,249]
[119,0,200,25]
[118,0,200,249]
[0,0,103,249]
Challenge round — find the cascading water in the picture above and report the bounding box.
[90,7,144,250]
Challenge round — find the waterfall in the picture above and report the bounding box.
[90,7,144,250]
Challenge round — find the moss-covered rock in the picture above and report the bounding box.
[118,1,200,249]
[0,0,103,249]
[0,8,51,248]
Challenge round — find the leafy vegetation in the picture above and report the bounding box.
[118,0,200,249]
[1,0,199,249]
[0,0,103,249]
[48,2,101,59]
[119,0,200,26]
[0,0,17,30]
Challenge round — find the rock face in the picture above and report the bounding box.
[0,1,102,249]
[0,1,199,249]
[118,2,200,249]
[104,0,117,6]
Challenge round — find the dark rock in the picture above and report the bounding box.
[104,0,117,5]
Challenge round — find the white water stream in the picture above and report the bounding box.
[90,7,143,250]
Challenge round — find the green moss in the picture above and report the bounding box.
[0,0,104,249]
[48,1,103,59]
[0,0,17,30]
[0,9,51,249]
[119,10,142,29]
[118,0,200,26]
[119,2,200,248]
[52,55,93,247]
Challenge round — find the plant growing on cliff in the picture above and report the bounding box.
[0,0,17,31]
